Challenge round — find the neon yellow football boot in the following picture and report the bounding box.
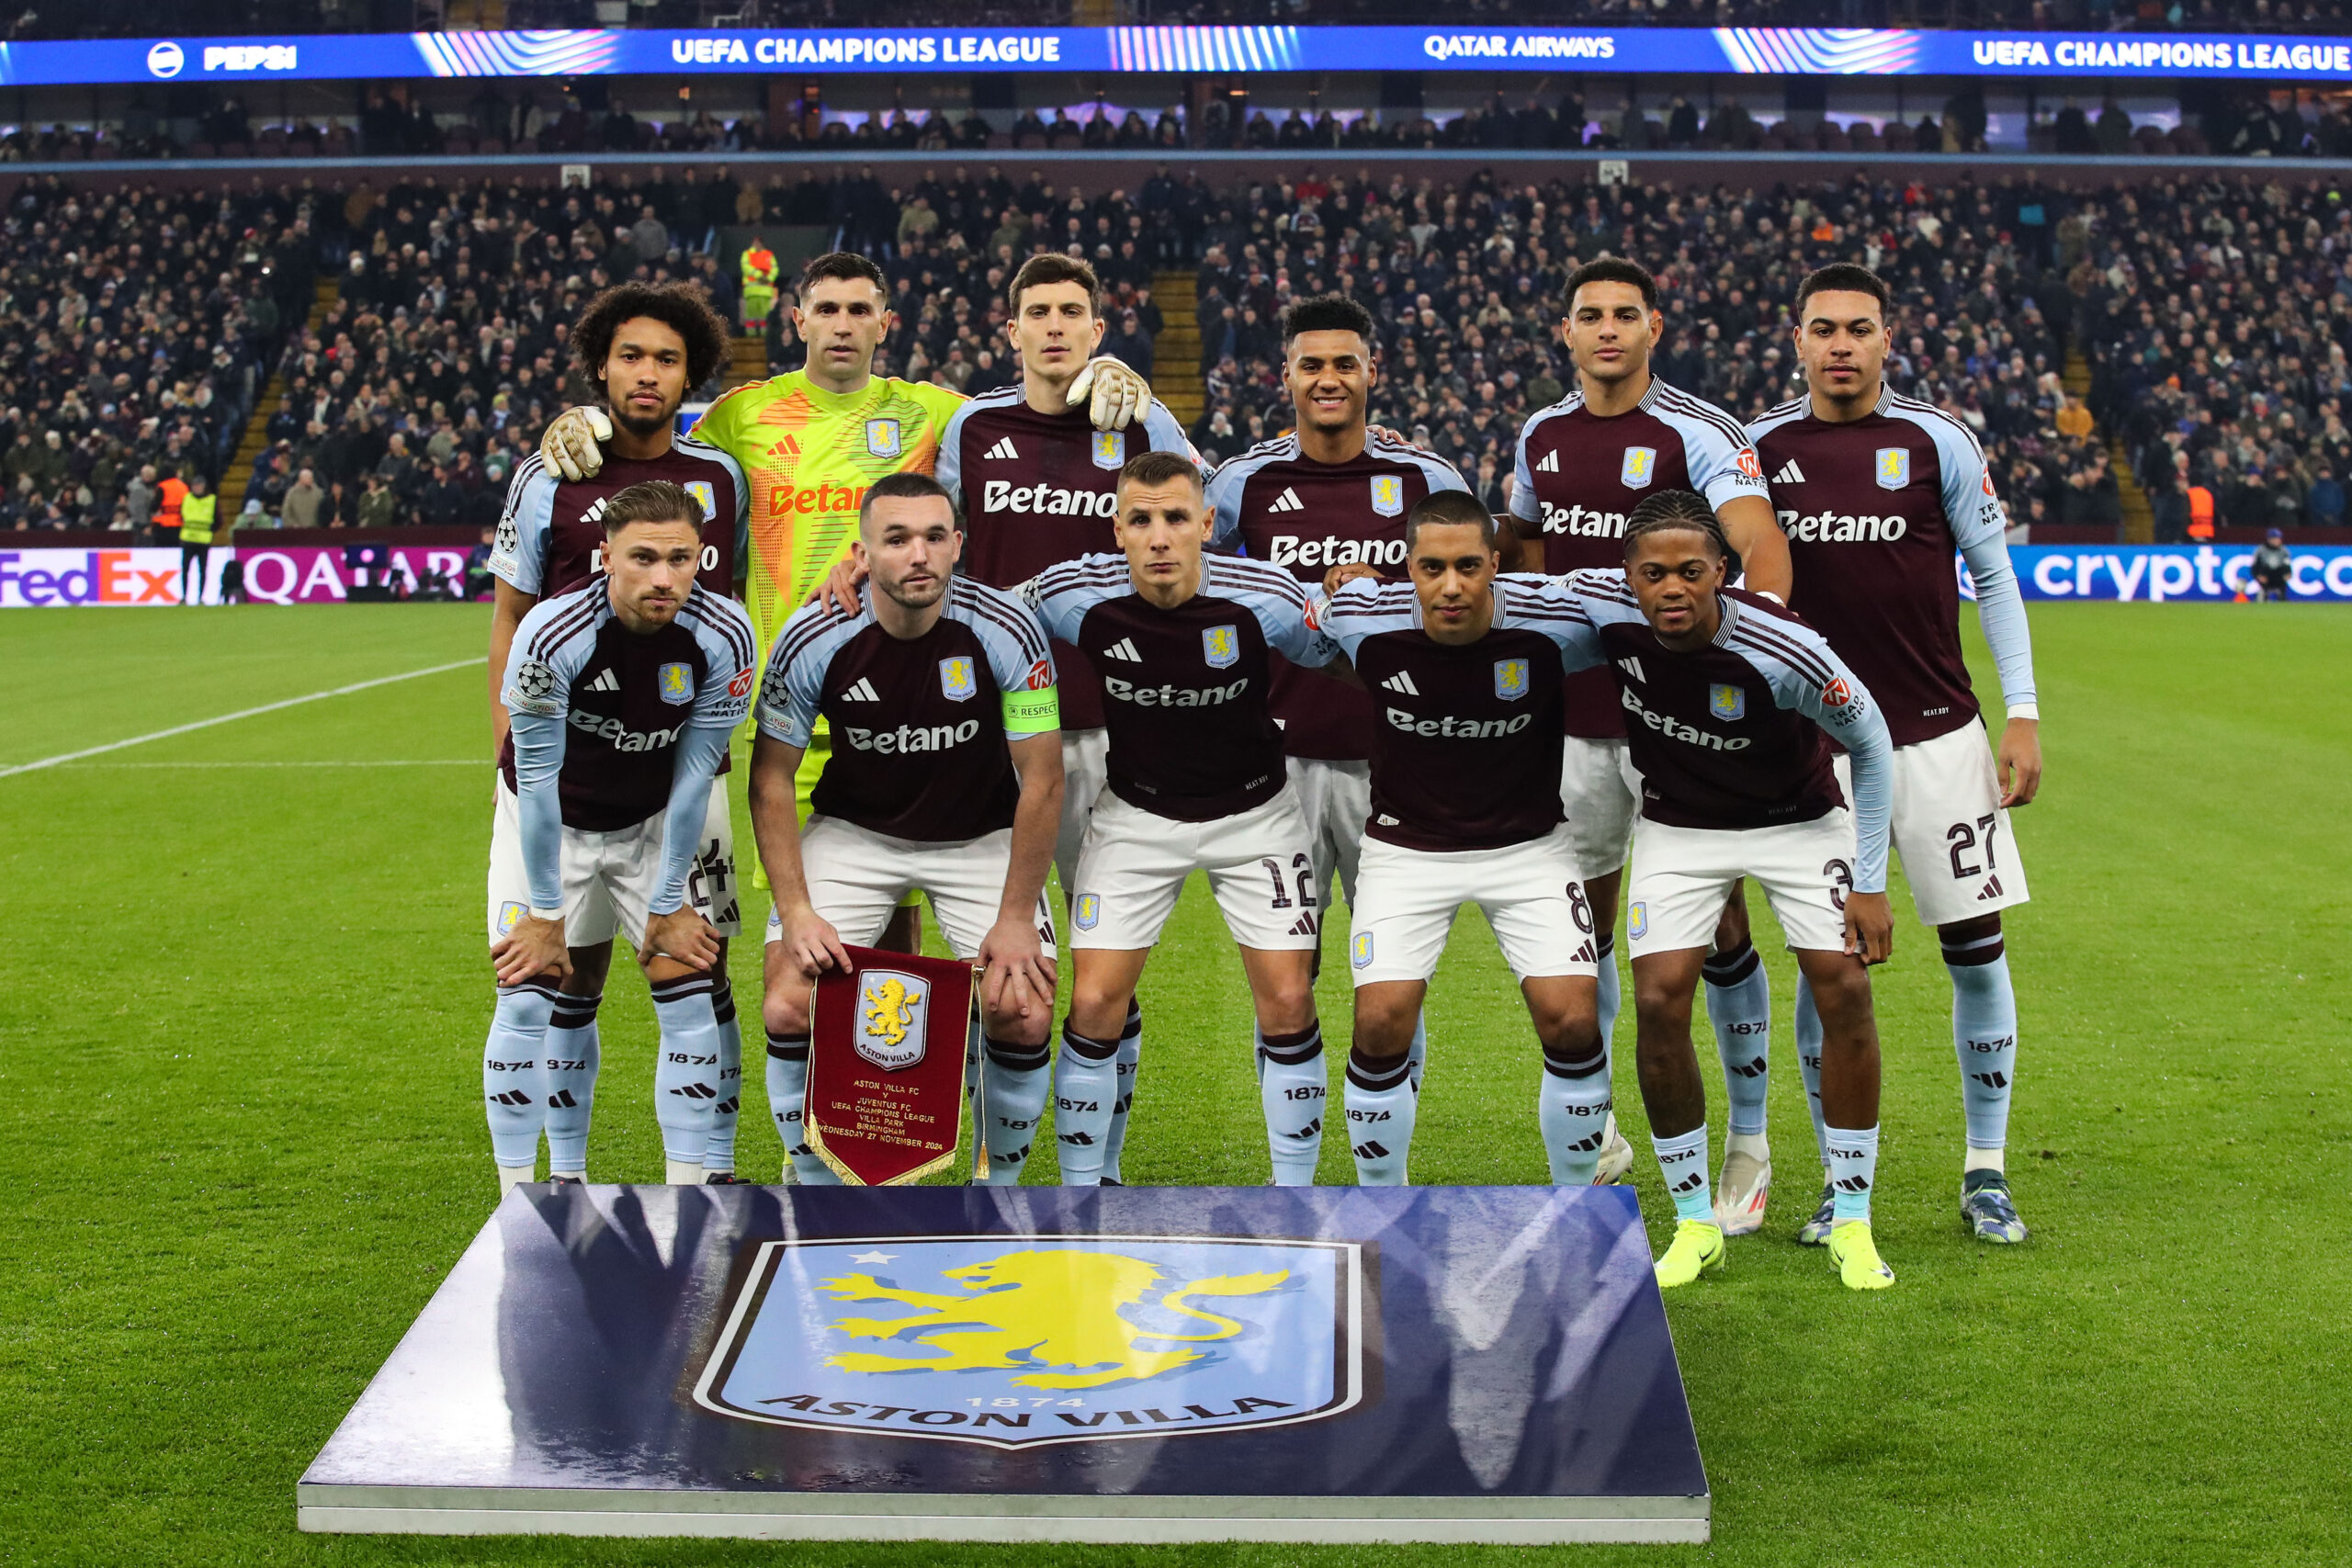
[1828,1220,1895,1291]
[1653,1219,1727,1289]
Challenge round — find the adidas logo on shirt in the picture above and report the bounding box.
[586,668,619,693]
[1379,671,1421,695]
[839,677,881,703]
[1267,487,1306,513]
[1536,449,1560,473]
[985,436,1020,460]
[1772,458,1807,485]
[1102,637,1143,663]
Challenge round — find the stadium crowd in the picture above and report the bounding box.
[10,158,2351,539]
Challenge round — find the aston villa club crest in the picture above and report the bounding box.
[865,418,903,458]
[1708,682,1747,722]
[1875,447,1910,491]
[938,657,977,701]
[1203,625,1240,669]
[657,662,695,705]
[1621,446,1657,489]
[1369,475,1405,517]
[684,479,716,523]
[852,970,931,1072]
[694,1235,1367,1449]
[1494,658,1530,700]
[1074,893,1101,931]
[1351,931,1374,969]
[1092,429,1125,470]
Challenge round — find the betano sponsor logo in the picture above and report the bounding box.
[1779,508,1911,543]
[1266,535,1406,569]
[842,719,983,754]
[982,479,1116,518]
[567,711,684,751]
[1104,675,1249,707]
[768,480,868,515]
[1385,706,1534,739]
[1540,502,1628,537]
[1621,686,1752,750]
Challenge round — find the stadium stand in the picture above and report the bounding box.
[9,162,2348,546]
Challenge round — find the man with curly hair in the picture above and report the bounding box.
[485,280,755,1187]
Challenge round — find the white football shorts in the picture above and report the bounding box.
[1069,784,1320,952]
[1284,754,1373,909]
[764,816,1055,962]
[1625,809,1857,957]
[1559,734,1641,883]
[1055,727,1110,903]
[1349,824,1599,986]
[487,774,740,948]
[1833,722,2030,928]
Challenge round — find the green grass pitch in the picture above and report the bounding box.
[0,601,2345,1567]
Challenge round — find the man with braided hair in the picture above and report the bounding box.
[1551,490,1901,1292]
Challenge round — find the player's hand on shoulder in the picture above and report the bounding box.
[777,903,851,977]
[1997,716,2042,807]
[1323,561,1383,598]
[1368,424,1430,452]
[808,557,866,618]
[1071,356,1146,431]
[491,915,571,987]
[644,907,720,972]
[1843,892,1894,967]
[540,405,613,482]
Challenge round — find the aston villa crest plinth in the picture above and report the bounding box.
[299,1186,1708,1543]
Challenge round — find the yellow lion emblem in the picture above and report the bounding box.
[820,1249,1288,1390]
[862,977,915,1049]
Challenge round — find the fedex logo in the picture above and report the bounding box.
[1,549,181,606]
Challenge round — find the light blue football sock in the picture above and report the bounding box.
[702,986,742,1172]
[764,1031,837,1185]
[1258,1023,1328,1186]
[1343,1051,1416,1185]
[543,989,601,1177]
[1053,1024,1121,1185]
[1595,932,1623,1049]
[1794,974,1830,1169]
[1826,1123,1882,1224]
[1703,940,1772,1137]
[1946,934,2019,1163]
[980,1035,1053,1185]
[1652,1123,1714,1224]
[1101,1001,1142,1182]
[1538,1039,1614,1185]
[483,979,557,1169]
[649,974,722,1165]
[1404,1011,1430,1092]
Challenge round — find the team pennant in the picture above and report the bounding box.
[806,946,982,1186]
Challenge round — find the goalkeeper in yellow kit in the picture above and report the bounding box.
[539,251,1150,945]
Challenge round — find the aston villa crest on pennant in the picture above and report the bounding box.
[1875,447,1910,491]
[695,1235,1367,1449]
[1369,475,1405,516]
[866,418,902,457]
[852,970,930,1072]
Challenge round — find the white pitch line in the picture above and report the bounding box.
[62,760,483,769]
[0,658,485,779]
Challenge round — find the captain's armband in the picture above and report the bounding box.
[1001,685,1060,737]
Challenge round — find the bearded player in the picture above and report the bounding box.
[1749,264,2041,1245]
[1206,293,1468,1102]
[812,253,1194,1183]
[486,482,757,1191]
[486,282,750,1184]
[1505,257,1791,1228]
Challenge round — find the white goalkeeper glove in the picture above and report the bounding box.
[1068,356,1147,431]
[540,405,614,482]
